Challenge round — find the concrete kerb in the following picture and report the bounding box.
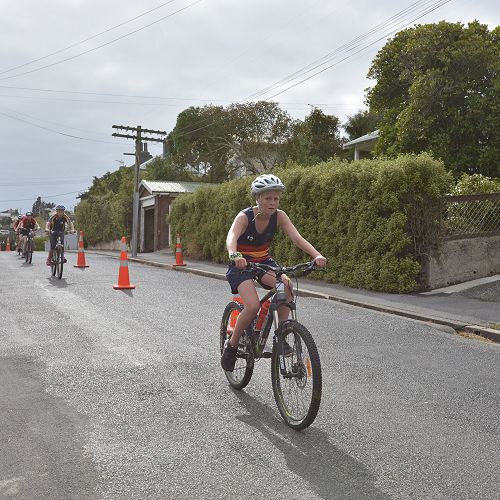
[92,251,500,344]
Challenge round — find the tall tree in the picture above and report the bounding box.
[31,196,55,215]
[288,108,343,165]
[343,109,381,140]
[166,102,294,181]
[367,21,500,177]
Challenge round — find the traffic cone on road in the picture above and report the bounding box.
[113,236,135,289]
[74,231,89,268]
[173,233,186,267]
[6,240,10,252]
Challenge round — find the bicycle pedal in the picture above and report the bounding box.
[261,351,272,358]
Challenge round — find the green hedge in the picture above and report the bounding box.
[34,236,47,251]
[169,153,452,292]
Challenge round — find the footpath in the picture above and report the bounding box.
[87,249,500,344]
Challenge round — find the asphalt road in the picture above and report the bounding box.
[0,252,499,500]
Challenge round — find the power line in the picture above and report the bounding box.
[0,103,116,138]
[0,105,128,144]
[245,0,453,102]
[0,0,182,76]
[0,0,203,81]
[0,191,83,203]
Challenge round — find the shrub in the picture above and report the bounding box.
[34,236,47,251]
[169,153,451,292]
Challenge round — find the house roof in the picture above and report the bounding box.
[139,180,212,194]
[343,129,380,150]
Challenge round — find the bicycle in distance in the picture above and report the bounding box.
[50,231,66,279]
[23,230,35,264]
[220,261,323,430]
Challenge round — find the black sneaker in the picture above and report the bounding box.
[221,340,238,372]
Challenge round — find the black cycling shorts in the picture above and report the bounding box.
[226,257,278,295]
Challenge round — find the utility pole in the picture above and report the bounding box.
[112,124,166,257]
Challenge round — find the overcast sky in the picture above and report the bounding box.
[1,0,498,213]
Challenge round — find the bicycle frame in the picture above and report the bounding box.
[246,262,314,359]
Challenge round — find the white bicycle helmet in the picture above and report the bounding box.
[251,174,285,196]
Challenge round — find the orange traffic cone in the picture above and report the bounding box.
[113,236,135,289]
[6,240,10,252]
[74,231,89,268]
[173,233,186,267]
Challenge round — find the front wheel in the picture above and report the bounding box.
[220,301,254,390]
[57,249,64,279]
[271,321,322,430]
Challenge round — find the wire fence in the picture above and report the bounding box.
[441,193,500,239]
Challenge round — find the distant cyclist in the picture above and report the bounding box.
[13,214,23,252]
[18,211,40,255]
[45,204,75,266]
[221,174,327,372]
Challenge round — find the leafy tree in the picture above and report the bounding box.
[366,21,500,177]
[142,156,195,182]
[31,196,55,216]
[166,105,230,182]
[166,101,294,181]
[288,108,343,165]
[225,101,293,174]
[343,109,382,140]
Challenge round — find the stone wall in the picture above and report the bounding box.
[87,239,124,251]
[425,235,500,288]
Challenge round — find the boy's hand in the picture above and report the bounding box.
[313,254,327,267]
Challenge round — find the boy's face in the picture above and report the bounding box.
[258,190,281,214]
[55,209,64,218]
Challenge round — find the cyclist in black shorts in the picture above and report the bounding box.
[221,174,327,372]
[45,204,75,266]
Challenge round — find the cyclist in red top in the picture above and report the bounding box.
[221,174,327,372]
[13,214,23,252]
[18,211,40,255]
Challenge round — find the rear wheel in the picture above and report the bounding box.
[271,321,322,430]
[220,301,254,390]
[24,239,32,264]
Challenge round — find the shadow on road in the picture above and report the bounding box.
[47,277,70,288]
[232,389,388,500]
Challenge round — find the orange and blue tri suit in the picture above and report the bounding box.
[226,207,279,294]
[236,207,277,262]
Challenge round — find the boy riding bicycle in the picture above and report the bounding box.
[18,211,40,255]
[45,204,75,266]
[221,174,326,372]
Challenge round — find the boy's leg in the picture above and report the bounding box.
[221,280,260,372]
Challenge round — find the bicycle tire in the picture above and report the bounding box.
[51,254,57,276]
[54,248,61,277]
[24,240,29,263]
[271,321,322,430]
[28,239,33,264]
[57,248,64,279]
[220,301,254,390]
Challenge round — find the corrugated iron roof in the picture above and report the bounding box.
[343,129,380,148]
[140,180,211,194]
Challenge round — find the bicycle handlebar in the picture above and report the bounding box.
[246,260,322,278]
